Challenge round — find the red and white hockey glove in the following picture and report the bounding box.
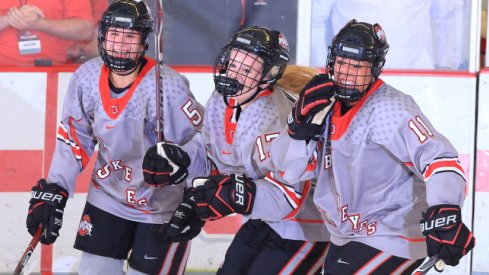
[26,179,68,244]
[288,74,336,141]
[143,142,190,187]
[191,173,256,221]
[420,204,475,266]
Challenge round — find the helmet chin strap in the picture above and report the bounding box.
[105,55,139,76]
[215,76,244,97]
[222,81,271,109]
[333,78,375,102]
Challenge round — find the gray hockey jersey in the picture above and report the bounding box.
[184,87,330,242]
[271,80,466,259]
[48,57,204,224]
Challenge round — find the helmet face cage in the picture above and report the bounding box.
[327,20,389,102]
[98,0,154,75]
[213,46,266,98]
[213,26,289,104]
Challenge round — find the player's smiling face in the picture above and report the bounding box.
[333,56,373,93]
[104,27,144,61]
[226,48,264,104]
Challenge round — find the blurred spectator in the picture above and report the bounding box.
[0,0,94,66]
[311,0,468,70]
[67,0,110,63]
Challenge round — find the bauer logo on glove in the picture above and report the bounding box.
[191,173,256,221]
[420,204,475,266]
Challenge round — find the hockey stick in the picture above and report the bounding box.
[412,254,446,275]
[154,0,165,142]
[13,226,43,275]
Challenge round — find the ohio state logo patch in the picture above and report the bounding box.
[278,32,289,51]
[78,214,93,236]
[374,24,386,43]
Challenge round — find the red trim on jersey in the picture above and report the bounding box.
[284,180,311,220]
[68,118,90,169]
[306,148,318,171]
[331,79,384,141]
[99,57,156,120]
[398,235,426,242]
[257,89,273,97]
[223,89,273,145]
[264,172,304,212]
[125,203,153,215]
[224,98,237,144]
[404,162,414,167]
[56,122,83,163]
[422,158,465,182]
[287,218,324,223]
[91,178,101,189]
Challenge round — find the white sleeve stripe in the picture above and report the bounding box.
[264,172,302,209]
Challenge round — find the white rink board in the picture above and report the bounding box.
[0,71,485,274]
[0,73,46,150]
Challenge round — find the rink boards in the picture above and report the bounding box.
[0,68,487,274]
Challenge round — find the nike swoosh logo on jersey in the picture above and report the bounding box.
[144,254,158,260]
[337,258,350,265]
[221,149,232,155]
[105,124,116,129]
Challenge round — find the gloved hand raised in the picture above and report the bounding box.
[26,179,68,244]
[287,74,336,141]
[143,142,190,187]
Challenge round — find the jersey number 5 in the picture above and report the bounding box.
[182,100,203,126]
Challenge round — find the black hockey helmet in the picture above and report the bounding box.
[327,19,389,102]
[98,0,154,74]
[213,26,290,107]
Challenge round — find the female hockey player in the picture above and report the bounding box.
[143,26,331,274]
[272,19,475,274]
[24,1,203,274]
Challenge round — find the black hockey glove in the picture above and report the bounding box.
[288,74,336,141]
[420,204,475,266]
[143,142,190,187]
[192,173,256,221]
[152,189,205,243]
[26,179,68,245]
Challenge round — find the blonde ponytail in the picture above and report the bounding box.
[277,65,321,94]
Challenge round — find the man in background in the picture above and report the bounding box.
[0,0,93,66]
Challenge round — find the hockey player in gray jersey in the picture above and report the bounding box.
[143,26,330,274]
[272,20,475,274]
[24,1,204,274]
